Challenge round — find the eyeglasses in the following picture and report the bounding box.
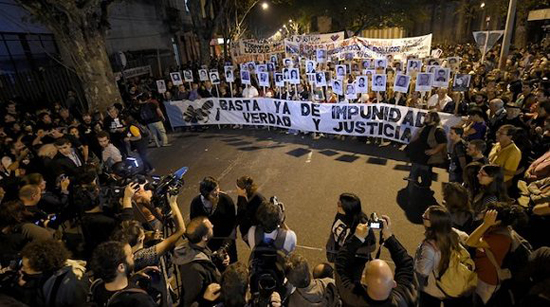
[478,171,489,177]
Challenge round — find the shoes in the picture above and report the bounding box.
[162,143,172,147]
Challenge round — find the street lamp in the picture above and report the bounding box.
[261,2,269,10]
[480,2,485,8]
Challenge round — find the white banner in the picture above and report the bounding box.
[165,98,461,144]
[231,40,285,63]
[286,32,345,44]
[285,34,432,60]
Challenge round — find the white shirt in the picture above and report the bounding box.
[243,86,259,98]
[247,226,297,255]
[427,94,452,110]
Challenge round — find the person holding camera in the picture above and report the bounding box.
[80,173,139,257]
[174,216,225,306]
[285,252,340,306]
[335,215,417,307]
[0,239,88,306]
[89,241,157,307]
[191,176,238,264]
[326,193,375,271]
[202,262,283,307]
[112,193,185,271]
[246,200,297,255]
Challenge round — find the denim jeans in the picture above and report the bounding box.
[147,121,168,146]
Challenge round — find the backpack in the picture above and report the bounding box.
[485,228,534,306]
[139,103,158,123]
[502,228,533,277]
[433,243,478,298]
[88,278,150,307]
[486,227,533,283]
[42,265,90,307]
[248,227,288,296]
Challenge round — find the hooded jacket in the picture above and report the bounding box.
[288,278,339,307]
[173,240,221,307]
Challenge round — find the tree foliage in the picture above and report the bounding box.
[289,0,431,35]
[16,0,121,111]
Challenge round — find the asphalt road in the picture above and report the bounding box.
[148,127,448,267]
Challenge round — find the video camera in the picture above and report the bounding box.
[145,166,188,211]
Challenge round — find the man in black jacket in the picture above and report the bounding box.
[335,215,417,307]
[190,176,237,262]
[53,137,84,178]
[174,216,223,306]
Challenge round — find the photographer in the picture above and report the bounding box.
[174,216,223,307]
[22,173,70,215]
[0,201,53,261]
[335,216,417,307]
[1,239,87,306]
[112,194,185,271]
[89,241,157,306]
[247,200,297,255]
[80,171,138,257]
[326,193,375,279]
[285,252,339,306]
[203,262,283,307]
[191,176,237,263]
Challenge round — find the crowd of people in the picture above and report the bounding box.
[0,38,548,307]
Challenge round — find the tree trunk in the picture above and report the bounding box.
[56,31,121,112]
[456,0,467,42]
[198,36,212,66]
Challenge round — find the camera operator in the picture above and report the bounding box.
[132,183,166,232]
[335,215,417,307]
[191,176,238,264]
[89,241,157,306]
[23,173,70,215]
[0,201,53,261]
[285,252,340,306]
[0,239,87,306]
[247,200,297,255]
[79,170,139,257]
[174,216,224,307]
[18,184,59,229]
[202,262,283,307]
[111,194,185,271]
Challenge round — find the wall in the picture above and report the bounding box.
[105,1,173,53]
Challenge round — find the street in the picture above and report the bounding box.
[149,128,447,266]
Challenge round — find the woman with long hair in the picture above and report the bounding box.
[473,165,511,219]
[235,175,265,241]
[415,205,468,307]
[442,182,474,232]
[463,162,483,204]
[325,193,374,279]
